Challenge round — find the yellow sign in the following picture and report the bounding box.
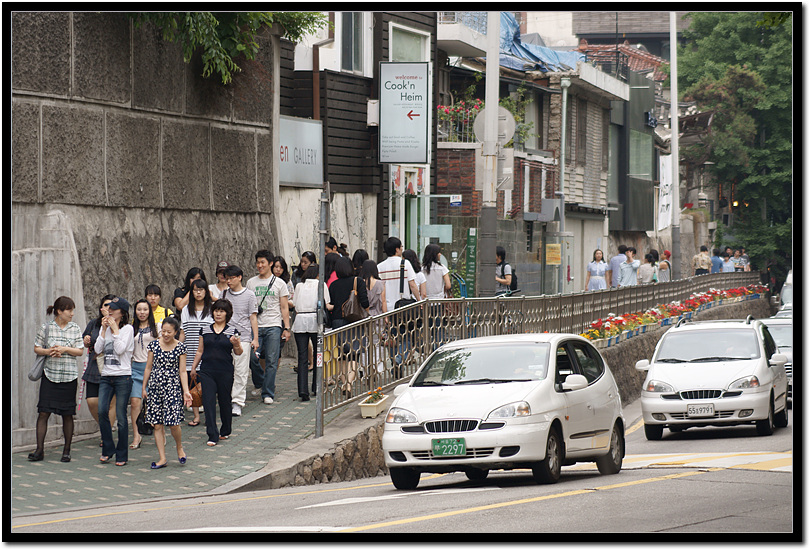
[546,244,562,265]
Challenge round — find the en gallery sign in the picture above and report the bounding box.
[279,115,323,187]
[379,62,430,164]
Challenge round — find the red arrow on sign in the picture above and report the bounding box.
[407,110,420,120]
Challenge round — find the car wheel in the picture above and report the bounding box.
[774,402,788,428]
[644,423,664,441]
[465,469,489,481]
[596,422,624,475]
[389,467,421,490]
[756,399,775,436]
[532,427,563,484]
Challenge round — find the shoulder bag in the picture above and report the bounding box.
[28,322,50,381]
[341,277,369,323]
[394,259,418,309]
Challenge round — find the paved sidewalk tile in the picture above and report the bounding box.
[11,359,344,515]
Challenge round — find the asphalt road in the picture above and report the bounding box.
[10,406,794,536]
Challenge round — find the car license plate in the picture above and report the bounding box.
[687,403,715,417]
[432,438,466,457]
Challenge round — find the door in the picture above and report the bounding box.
[554,342,591,451]
[569,340,614,449]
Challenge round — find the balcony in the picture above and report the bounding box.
[438,12,488,58]
[584,51,630,81]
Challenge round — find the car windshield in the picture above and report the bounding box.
[655,329,761,362]
[412,343,551,386]
[765,325,792,348]
[780,285,793,305]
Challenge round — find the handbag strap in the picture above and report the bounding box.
[352,276,357,295]
[399,258,406,299]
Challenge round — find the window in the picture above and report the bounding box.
[602,109,610,171]
[341,12,363,73]
[525,221,533,252]
[555,345,577,387]
[391,26,427,62]
[565,100,573,164]
[629,129,653,180]
[570,342,604,384]
[577,98,587,166]
[761,327,777,359]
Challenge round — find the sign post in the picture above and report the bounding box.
[379,62,430,164]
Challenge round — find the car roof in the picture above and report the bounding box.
[438,333,583,349]
[666,319,761,332]
[761,318,792,326]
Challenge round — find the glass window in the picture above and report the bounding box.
[629,129,652,180]
[412,343,551,386]
[760,327,777,359]
[571,342,604,384]
[341,12,363,73]
[654,329,761,362]
[555,344,577,386]
[764,325,792,349]
[391,26,425,62]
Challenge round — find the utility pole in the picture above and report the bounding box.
[558,78,570,294]
[670,12,681,280]
[478,11,500,297]
[315,181,329,438]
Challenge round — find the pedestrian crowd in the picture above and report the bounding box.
[28,237,452,469]
[586,243,750,291]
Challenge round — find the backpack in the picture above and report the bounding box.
[501,263,518,292]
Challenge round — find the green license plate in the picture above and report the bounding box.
[432,438,466,457]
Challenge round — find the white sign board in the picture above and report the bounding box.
[279,115,323,187]
[658,154,673,231]
[379,62,430,164]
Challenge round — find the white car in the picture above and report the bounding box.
[761,318,793,408]
[636,319,789,439]
[382,334,625,490]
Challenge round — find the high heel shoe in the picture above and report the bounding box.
[61,453,71,463]
[28,451,44,462]
[129,439,142,449]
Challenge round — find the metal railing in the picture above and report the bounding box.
[320,272,760,412]
[438,12,488,35]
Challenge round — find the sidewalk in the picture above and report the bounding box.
[11,357,350,517]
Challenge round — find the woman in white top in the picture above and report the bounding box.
[638,253,658,284]
[403,249,427,300]
[94,296,135,467]
[208,261,230,300]
[421,244,451,299]
[291,265,333,400]
[585,249,608,291]
[129,299,160,449]
[181,280,213,426]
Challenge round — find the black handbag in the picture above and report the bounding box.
[341,277,369,323]
[394,258,418,309]
[136,398,154,436]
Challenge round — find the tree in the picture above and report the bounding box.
[130,12,327,85]
[678,12,793,284]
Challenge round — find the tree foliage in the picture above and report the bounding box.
[131,12,327,85]
[678,12,793,282]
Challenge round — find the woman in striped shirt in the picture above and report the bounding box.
[30,296,84,462]
[180,279,213,427]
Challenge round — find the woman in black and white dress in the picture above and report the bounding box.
[142,316,191,469]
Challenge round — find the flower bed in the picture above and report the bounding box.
[580,284,768,348]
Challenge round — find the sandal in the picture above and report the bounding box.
[99,455,111,464]
[206,441,217,447]
[115,461,127,467]
[219,435,229,440]
[129,440,142,449]
[61,453,71,463]
[150,461,167,469]
[187,420,200,427]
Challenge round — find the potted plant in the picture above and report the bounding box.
[359,387,390,418]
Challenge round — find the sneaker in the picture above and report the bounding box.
[250,388,262,397]
[231,404,242,417]
[263,397,274,405]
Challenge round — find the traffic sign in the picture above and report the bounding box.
[473,106,516,146]
[379,62,430,164]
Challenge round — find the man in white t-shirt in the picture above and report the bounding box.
[245,250,290,405]
[220,265,259,417]
[376,237,420,312]
[376,237,420,373]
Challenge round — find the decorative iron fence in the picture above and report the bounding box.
[320,271,760,413]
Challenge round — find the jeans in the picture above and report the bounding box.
[249,326,282,400]
[294,332,318,398]
[98,375,132,463]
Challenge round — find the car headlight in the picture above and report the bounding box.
[645,380,674,393]
[488,401,531,419]
[386,407,418,424]
[729,375,760,390]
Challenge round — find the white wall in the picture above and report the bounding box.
[523,12,578,48]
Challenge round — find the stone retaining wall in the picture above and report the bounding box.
[248,297,774,490]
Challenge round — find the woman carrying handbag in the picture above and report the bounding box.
[30,296,85,462]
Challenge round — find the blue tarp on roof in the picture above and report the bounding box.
[499,12,584,73]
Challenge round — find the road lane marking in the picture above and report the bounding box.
[625,418,644,435]
[339,470,715,533]
[296,487,499,509]
[729,457,793,471]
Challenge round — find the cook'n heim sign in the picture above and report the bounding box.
[379,62,430,164]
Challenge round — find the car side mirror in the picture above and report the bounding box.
[635,359,651,372]
[393,384,409,397]
[769,353,788,367]
[561,374,588,392]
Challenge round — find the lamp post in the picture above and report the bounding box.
[669,12,681,280]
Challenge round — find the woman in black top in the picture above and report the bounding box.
[329,256,369,396]
[82,294,118,437]
[190,299,243,446]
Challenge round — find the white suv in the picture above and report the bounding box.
[636,319,789,439]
